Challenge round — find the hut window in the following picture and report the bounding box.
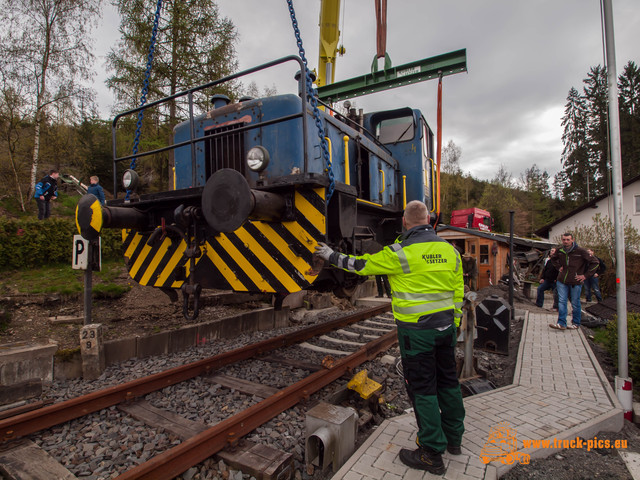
[480,245,489,264]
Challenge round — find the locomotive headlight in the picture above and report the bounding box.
[246,146,270,172]
[122,169,139,191]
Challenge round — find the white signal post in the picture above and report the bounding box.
[602,0,631,419]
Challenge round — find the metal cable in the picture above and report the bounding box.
[286,0,335,203]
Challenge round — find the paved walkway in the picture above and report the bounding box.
[332,310,624,479]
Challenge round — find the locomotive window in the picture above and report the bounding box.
[424,158,433,211]
[421,120,433,160]
[376,116,414,144]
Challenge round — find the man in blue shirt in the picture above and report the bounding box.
[34,169,59,220]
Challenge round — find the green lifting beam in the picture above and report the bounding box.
[317,49,467,103]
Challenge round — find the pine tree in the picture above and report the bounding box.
[107,0,239,190]
[559,87,590,201]
[518,165,553,235]
[107,0,239,116]
[618,61,640,181]
[479,165,519,233]
[583,65,609,196]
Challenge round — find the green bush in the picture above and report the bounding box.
[600,313,640,388]
[0,218,123,271]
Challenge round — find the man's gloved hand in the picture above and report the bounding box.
[314,242,334,261]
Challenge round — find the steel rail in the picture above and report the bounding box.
[0,304,390,443]
[115,329,398,480]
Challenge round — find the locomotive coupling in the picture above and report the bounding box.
[201,168,287,232]
[75,193,148,241]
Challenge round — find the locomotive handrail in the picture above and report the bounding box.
[111,55,309,198]
[317,98,401,177]
[316,97,394,157]
[112,112,305,165]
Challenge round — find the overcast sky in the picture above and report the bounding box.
[94,0,640,182]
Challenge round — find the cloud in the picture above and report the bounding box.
[94,0,640,183]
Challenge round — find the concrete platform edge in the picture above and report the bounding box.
[578,328,624,410]
[511,309,529,385]
[331,418,395,476]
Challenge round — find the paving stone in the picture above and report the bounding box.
[342,472,364,480]
[373,451,407,476]
[331,311,622,480]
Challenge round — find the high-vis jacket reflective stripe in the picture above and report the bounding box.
[329,225,464,328]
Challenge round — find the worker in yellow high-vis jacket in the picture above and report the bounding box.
[315,200,465,475]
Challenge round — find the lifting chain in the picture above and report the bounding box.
[285,0,335,204]
[180,207,202,321]
[127,0,163,201]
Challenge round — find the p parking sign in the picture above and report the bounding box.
[72,235,101,271]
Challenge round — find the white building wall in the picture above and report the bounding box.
[547,181,640,244]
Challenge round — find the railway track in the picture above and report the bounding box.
[0,303,403,479]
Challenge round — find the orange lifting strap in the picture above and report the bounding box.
[374,0,387,59]
[436,74,443,224]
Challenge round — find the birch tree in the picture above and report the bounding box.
[107,0,238,116]
[0,77,31,211]
[0,0,100,197]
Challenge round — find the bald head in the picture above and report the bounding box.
[403,201,430,229]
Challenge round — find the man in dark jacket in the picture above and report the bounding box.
[34,169,59,220]
[583,249,605,302]
[462,252,478,291]
[549,233,599,330]
[536,248,559,309]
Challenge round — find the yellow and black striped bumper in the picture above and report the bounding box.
[122,187,326,293]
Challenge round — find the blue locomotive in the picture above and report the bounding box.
[76,53,465,317]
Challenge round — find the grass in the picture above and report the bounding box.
[0,310,10,334]
[592,327,609,346]
[55,193,80,217]
[0,260,131,298]
[93,283,130,299]
[0,196,32,218]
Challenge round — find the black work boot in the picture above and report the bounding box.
[398,447,445,474]
[447,444,462,455]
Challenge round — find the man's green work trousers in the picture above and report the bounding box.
[397,324,465,453]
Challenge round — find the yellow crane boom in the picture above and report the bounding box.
[317,0,344,87]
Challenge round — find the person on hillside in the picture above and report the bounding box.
[536,248,559,310]
[314,200,465,475]
[549,233,599,330]
[583,249,605,303]
[87,175,106,205]
[34,169,59,220]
